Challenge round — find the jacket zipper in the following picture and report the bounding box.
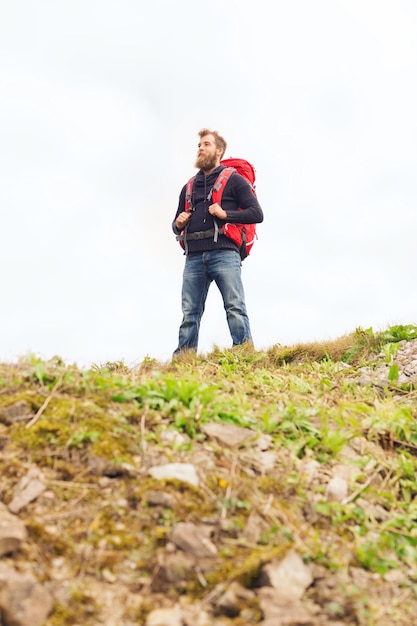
[203,175,207,223]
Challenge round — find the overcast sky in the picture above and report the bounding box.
[1,0,416,367]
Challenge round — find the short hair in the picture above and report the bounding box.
[198,128,227,159]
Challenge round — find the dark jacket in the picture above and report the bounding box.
[172,165,264,254]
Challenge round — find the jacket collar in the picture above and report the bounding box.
[195,164,224,182]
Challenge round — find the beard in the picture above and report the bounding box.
[195,152,218,171]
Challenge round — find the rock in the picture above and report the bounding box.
[349,566,376,588]
[169,522,217,558]
[301,459,321,484]
[356,498,390,522]
[214,581,255,617]
[0,504,27,556]
[384,569,405,584]
[338,441,362,462]
[242,511,269,544]
[145,605,183,626]
[8,467,46,514]
[154,552,195,586]
[200,422,256,447]
[148,463,199,487]
[332,463,360,482]
[87,454,131,477]
[0,563,53,626]
[249,451,277,473]
[258,550,313,601]
[181,603,214,626]
[160,429,188,446]
[326,476,348,502]
[254,433,273,451]
[0,400,34,425]
[146,490,176,508]
[258,588,315,625]
[357,372,374,386]
[334,362,352,371]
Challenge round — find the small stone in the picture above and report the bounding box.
[243,512,269,544]
[146,490,176,508]
[87,454,128,477]
[148,463,199,487]
[383,569,405,584]
[169,523,217,558]
[200,422,256,447]
[255,451,276,472]
[332,463,359,482]
[153,552,195,588]
[181,604,213,626]
[326,476,348,502]
[146,605,183,626]
[0,563,53,626]
[214,581,255,617]
[8,467,46,514]
[158,544,195,585]
[160,430,188,446]
[257,588,315,625]
[356,499,390,522]
[0,505,27,557]
[258,550,313,601]
[301,459,321,483]
[334,362,352,371]
[0,400,33,425]
[254,433,273,451]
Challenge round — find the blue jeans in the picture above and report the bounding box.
[174,249,253,355]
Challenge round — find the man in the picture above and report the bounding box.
[172,128,264,356]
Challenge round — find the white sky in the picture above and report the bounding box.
[1,0,416,367]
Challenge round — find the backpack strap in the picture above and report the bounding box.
[184,176,195,212]
[181,176,196,254]
[207,167,235,242]
[207,167,235,203]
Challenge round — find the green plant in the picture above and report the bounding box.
[377,325,417,343]
[67,431,100,448]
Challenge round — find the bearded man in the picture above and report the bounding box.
[172,128,264,356]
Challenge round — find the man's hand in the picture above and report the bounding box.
[208,203,227,220]
[176,212,191,230]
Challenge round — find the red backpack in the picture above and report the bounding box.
[181,158,257,260]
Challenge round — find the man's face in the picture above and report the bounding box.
[195,134,221,171]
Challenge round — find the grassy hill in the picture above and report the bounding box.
[1,325,417,625]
